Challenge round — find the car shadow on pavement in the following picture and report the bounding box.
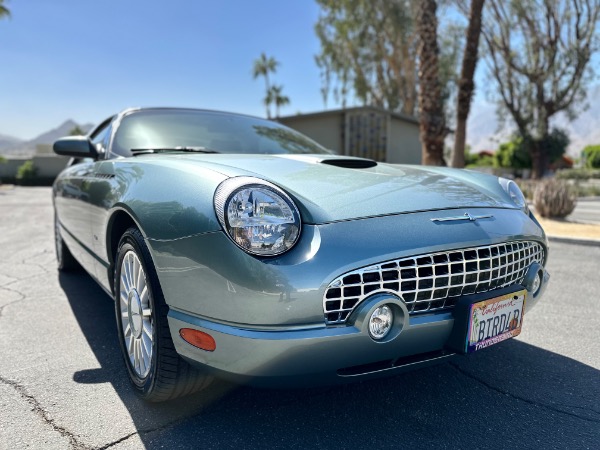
[59,271,600,449]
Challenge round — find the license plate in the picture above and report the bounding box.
[465,289,526,353]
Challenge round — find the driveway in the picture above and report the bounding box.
[0,187,598,449]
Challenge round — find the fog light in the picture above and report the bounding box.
[532,271,542,296]
[368,305,393,340]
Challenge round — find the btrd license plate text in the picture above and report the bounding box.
[466,290,526,353]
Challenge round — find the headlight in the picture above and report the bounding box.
[499,178,528,213]
[214,177,301,256]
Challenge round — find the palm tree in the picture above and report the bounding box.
[270,85,290,118]
[416,0,446,166]
[264,88,275,120]
[0,0,10,19]
[252,53,279,118]
[451,0,485,168]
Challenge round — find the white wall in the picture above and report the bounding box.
[387,119,421,165]
[279,114,343,154]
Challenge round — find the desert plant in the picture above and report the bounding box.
[15,160,38,185]
[533,179,577,218]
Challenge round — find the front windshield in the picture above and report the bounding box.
[111,110,332,157]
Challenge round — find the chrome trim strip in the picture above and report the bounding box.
[430,212,494,222]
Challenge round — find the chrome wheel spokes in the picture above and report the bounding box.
[119,250,153,379]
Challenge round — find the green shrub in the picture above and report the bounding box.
[465,153,495,168]
[582,145,600,169]
[533,179,577,218]
[495,136,530,169]
[495,129,569,169]
[15,161,38,185]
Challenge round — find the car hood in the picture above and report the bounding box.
[146,154,518,224]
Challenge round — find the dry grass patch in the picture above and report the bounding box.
[537,217,600,240]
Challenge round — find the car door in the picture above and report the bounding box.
[54,120,112,278]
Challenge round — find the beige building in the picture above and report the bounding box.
[278,106,421,164]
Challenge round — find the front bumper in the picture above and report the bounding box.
[168,266,550,387]
[168,298,457,387]
[152,206,549,387]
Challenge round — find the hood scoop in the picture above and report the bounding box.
[320,158,377,169]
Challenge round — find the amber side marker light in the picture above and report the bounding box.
[180,328,216,352]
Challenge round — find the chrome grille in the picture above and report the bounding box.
[323,241,545,325]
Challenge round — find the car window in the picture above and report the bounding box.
[67,156,94,167]
[91,122,112,158]
[111,110,332,157]
[66,117,113,165]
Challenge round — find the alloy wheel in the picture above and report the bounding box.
[119,250,153,379]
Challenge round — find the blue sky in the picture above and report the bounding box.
[0,0,327,139]
[1,0,597,155]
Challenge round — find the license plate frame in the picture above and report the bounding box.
[464,289,526,353]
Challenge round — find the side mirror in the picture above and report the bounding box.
[53,136,98,159]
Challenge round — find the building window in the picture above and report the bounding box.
[345,111,387,161]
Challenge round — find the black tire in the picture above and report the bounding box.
[55,215,79,271]
[114,227,213,402]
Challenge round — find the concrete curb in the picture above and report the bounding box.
[547,235,600,247]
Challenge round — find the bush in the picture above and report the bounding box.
[582,145,600,169]
[495,136,530,169]
[575,184,600,197]
[15,161,38,186]
[465,153,495,168]
[533,179,577,218]
[555,168,600,180]
[495,129,570,170]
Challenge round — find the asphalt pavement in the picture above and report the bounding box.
[569,197,600,225]
[0,187,599,449]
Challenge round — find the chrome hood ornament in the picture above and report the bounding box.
[431,212,494,223]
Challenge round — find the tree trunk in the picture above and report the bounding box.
[401,42,417,116]
[452,0,485,168]
[530,140,548,179]
[416,0,446,166]
[453,120,467,167]
[530,101,550,179]
[265,74,271,119]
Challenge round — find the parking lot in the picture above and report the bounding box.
[1,187,599,449]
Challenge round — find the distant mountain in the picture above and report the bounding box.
[0,120,94,156]
[27,119,94,147]
[0,134,25,152]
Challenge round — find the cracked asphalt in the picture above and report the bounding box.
[0,186,599,449]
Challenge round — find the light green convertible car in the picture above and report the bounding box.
[52,107,550,401]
